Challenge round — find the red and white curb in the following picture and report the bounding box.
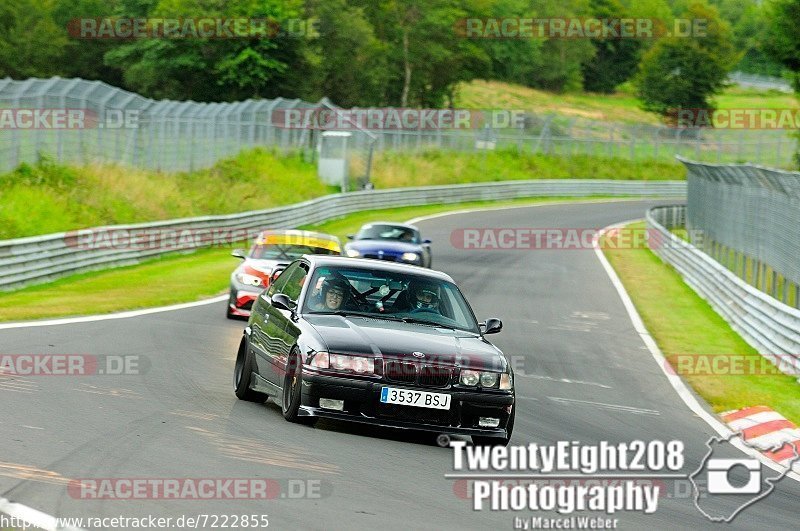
[721,406,800,470]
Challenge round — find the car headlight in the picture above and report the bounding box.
[460,370,511,389]
[345,249,361,257]
[401,252,419,262]
[235,272,262,287]
[309,351,374,374]
[480,372,498,388]
[309,351,329,369]
[460,370,480,386]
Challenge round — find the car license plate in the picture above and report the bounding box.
[380,387,451,410]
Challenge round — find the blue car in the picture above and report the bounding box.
[344,222,432,268]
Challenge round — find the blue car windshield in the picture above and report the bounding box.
[303,266,479,333]
[355,224,417,243]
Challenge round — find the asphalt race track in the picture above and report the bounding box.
[1,200,797,530]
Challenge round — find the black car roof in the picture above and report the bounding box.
[303,256,453,282]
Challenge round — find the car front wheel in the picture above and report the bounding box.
[281,352,316,426]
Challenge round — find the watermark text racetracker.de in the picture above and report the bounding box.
[68,478,330,500]
[447,440,685,527]
[455,18,708,39]
[64,226,269,251]
[1,513,270,530]
[665,353,800,376]
[68,17,320,40]
[0,108,139,129]
[271,107,526,130]
[0,354,146,376]
[450,227,701,251]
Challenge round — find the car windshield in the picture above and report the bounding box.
[303,266,479,333]
[250,244,338,260]
[355,224,417,243]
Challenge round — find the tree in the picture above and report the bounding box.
[527,0,595,92]
[302,0,390,107]
[581,0,643,93]
[634,2,738,124]
[763,0,800,166]
[764,0,800,87]
[356,0,488,107]
[0,0,68,78]
[103,0,308,101]
[51,0,125,86]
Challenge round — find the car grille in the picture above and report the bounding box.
[384,361,416,383]
[364,254,397,261]
[418,366,452,387]
[383,361,453,388]
[376,403,453,426]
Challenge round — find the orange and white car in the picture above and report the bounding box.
[227,230,341,319]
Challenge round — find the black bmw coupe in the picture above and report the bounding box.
[233,255,515,445]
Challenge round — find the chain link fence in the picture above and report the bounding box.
[647,205,800,375]
[681,156,800,308]
[1,77,797,177]
[0,77,330,173]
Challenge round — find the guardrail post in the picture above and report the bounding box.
[754,259,761,289]
[772,270,778,299]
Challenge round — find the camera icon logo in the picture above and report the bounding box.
[690,432,799,522]
[706,458,761,494]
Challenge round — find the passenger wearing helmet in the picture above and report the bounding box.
[409,280,441,313]
[310,277,350,311]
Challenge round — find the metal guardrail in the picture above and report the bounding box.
[0,180,686,291]
[647,205,800,376]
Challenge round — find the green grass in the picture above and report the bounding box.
[604,221,800,425]
[0,149,334,240]
[0,148,683,241]
[0,196,617,322]
[454,80,653,123]
[454,80,798,127]
[371,149,683,188]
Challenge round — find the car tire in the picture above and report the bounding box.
[281,351,317,426]
[471,405,515,447]
[233,338,268,402]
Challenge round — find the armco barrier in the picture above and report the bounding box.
[647,204,800,376]
[0,180,685,290]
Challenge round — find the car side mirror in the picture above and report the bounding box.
[232,249,247,259]
[480,318,503,335]
[346,234,355,240]
[423,239,432,244]
[271,293,296,311]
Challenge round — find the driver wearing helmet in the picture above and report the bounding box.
[408,279,441,313]
[311,277,350,311]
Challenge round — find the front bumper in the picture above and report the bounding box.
[228,286,261,317]
[299,372,514,438]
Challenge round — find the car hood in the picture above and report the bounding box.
[345,240,422,253]
[305,315,506,371]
